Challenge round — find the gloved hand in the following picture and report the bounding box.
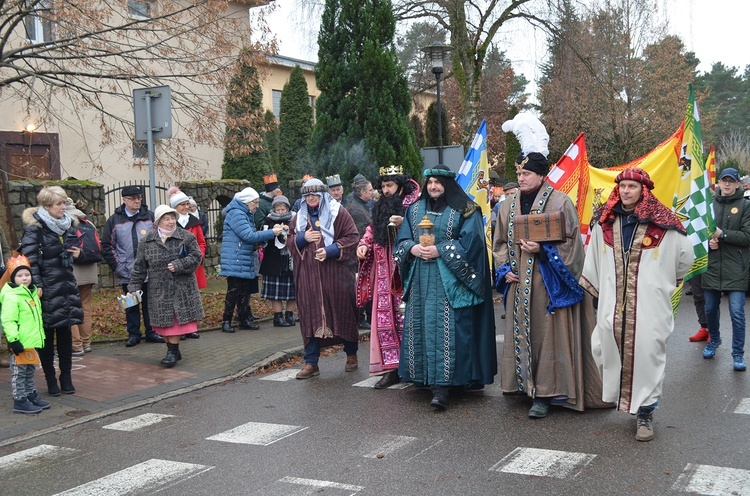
[8,341,24,355]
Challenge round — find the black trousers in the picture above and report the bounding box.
[223,277,255,322]
[122,283,154,339]
[39,326,72,380]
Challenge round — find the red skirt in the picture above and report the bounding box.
[153,316,198,336]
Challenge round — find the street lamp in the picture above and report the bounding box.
[421,42,453,166]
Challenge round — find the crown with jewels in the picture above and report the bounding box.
[379,165,403,176]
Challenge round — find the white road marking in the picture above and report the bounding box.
[102,413,176,431]
[260,369,300,381]
[352,376,411,389]
[279,476,364,494]
[673,463,750,495]
[490,447,596,479]
[496,334,504,343]
[733,398,750,415]
[0,445,78,477]
[53,459,213,495]
[363,435,418,458]
[206,421,307,446]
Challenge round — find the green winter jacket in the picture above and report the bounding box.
[0,282,45,349]
[702,188,750,291]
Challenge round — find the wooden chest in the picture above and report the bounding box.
[514,210,566,243]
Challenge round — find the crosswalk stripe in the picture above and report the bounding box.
[363,435,418,458]
[0,445,78,477]
[206,421,307,446]
[53,459,213,495]
[352,377,411,389]
[672,463,750,495]
[102,413,176,431]
[733,398,750,415]
[279,476,364,493]
[260,369,300,381]
[490,447,596,479]
[496,334,504,343]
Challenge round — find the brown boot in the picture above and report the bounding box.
[345,355,358,372]
[296,364,320,379]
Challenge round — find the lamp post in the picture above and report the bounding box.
[421,42,453,166]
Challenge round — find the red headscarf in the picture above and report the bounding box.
[595,167,685,233]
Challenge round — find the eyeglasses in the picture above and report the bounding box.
[178,201,190,207]
[124,196,142,201]
[719,178,738,184]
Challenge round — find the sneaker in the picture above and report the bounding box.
[83,347,92,353]
[688,327,709,342]
[528,399,550,418]
[733,356,747,372]
[703,340,720,359]
[27,392,51,410]
[296,364,320,379]
[636,412,654,442]
[72,349,85,357]
[13,398,42,414]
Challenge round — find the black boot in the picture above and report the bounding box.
[273,312,291,327]
[160,343,179,368]
[285,311,296,326]
[221,321,235,333]
[59,374,76,395]
[239,318,260,330]
[358,307,370,329]
[46,376,61,397]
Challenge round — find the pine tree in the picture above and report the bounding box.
[222,50,269,185]
[309,0,422,182]
[424,102,450,148]
[279,65,313,186]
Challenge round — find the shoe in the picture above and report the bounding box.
[221,321,235,333]
[239,318,260,330]
[685,289,693,296]
[13,398,42,414]
[273,312,291,327]
[83,347,92,353]
[296,364,320,379]
[703,340,721,359]
[72,349,85,357]
[59,374,75,395]
[125,336,141,347]
[285,311,295,326]
[145,334,165,343]
[160,343,180,368]
[689,327,709,342]
[374,371,401,389]
[358,318,371,330]
[27,391,51,410]
[528,399,550,418]
[734,356,747,371]
[46,377,61,397]
[186,332,200,339]
[180,334,186,340]
[430,388,449,411]
[345,355,358,372]
[636,410,654,442]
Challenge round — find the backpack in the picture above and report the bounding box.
[68,219,103,264]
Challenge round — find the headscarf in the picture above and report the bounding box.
[420,165,475,213]
[295,178,341,246]
[594,167,685,233]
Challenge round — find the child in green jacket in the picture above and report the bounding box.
[1,255,49,414]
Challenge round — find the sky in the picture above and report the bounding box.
[265,0,750,97]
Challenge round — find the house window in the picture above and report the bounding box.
[24,0,53,44]
[128,0,153,19]
[272,89,282,119]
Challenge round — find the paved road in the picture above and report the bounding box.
[0,296,749,495]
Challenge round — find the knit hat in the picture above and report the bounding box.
[271,195,291,209]
[65,197,86,219]
[121,185,142,197]
[153,204,178,225]
[235,187,259,204]
[188,197,198,208]
[615,167,655,190]
[7,255,31,283]
[263,174,280,192]
[300,178,328,196]
[168,187,190,208]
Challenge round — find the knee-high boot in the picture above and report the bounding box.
[39,328,60,396]
[56,327,75,394]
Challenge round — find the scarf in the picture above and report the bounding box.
[158,227,176,241]
[295,193,340,247]
[36,206,72,235]
[177,212,191,228]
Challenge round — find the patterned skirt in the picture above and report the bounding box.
[260,275,296,301]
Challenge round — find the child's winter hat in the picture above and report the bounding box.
[7,255,31,282]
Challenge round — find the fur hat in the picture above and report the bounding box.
[6,255,31,283]
[235,187,259,204]
[168,187,190,208]
[153,204,178,225]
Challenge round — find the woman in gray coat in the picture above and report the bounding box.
[129,205,204,367]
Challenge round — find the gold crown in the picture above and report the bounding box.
[6,255,31,276]
[379,165,403,176]
[263,174,278,184]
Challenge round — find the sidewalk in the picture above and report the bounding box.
[0,320,318,448]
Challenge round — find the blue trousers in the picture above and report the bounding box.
[304,338,358,365]
[704,289,746,358]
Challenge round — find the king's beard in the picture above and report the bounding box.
[372,193,405,246]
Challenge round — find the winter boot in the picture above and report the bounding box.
[221,321,235,333]
[13,398,42,414]
[273,312,291,327]
[46,376,61,397]
[27,391,51,410]
[160,343,179,368]
[285,311,296,326]
[59,374,76,395]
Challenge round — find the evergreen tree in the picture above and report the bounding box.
[409,114,425,148]
[504,106,520,180]
[424,102,450,148]
[264,110,281,173]
[309,0,422,182]
[279,65,313,186]
[222,50,269,185]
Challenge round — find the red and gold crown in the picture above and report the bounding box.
[6,255,31,279]
[263,174,278,185]
[379,165,403,176]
